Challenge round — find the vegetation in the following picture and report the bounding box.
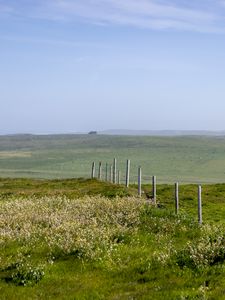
[1,178,225,299]
[1,134,225,183]
[0,177,135,199]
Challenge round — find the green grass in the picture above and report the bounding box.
[0,177,135,199]
[1,134,225,183]
[1,179,225,299]
[1,178,225,224]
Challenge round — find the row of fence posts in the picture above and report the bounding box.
[91,159,202,225]
[91,158,131,187]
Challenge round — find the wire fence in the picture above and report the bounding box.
[91,158,203,224]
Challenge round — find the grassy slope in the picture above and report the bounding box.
[1,134,225,183]
[1,179,225,299]
[0,178,135,199]
[1,178,225,224]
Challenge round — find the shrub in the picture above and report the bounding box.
[0,196,144,262]
[176,225,225,269]
[11,261,45,286]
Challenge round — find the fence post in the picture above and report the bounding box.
[138,166,142,197]
[113,158,117,184]
[91,162,95,179]
[117,170,120,184]
[110,165,113,183]
[125,159,130,188]
[198,185,202,224]
[105,163,108,181]
[98,162,102,180]
[175,182,179,214]
[152,176,156,204]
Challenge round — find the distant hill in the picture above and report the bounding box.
[100,129,225,136]
[1,130,225,137]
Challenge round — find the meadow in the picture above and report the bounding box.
[1,134,225,183]
[1,178,225,299]
[2,135,225,299]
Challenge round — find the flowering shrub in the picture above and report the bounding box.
[11,261,45,286]
[176,225,225,269]
[0,196,144,261]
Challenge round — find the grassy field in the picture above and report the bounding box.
[1,134,225,183]
[1,178,225,299]
[2,134,225,298]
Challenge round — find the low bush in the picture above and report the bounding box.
[176,225,225,270]
[0,196,144,264]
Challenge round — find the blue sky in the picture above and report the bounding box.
[1,0,225,134]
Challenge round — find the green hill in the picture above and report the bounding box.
[1,134,225,183]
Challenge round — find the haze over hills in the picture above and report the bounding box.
[1,130,225,137]
[100,129,225,136]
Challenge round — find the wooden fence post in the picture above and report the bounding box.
[152,176,156,204]
[125,159,130,188]
[198,185,202,224]
[113,158,117,184]
[110,165,113,183]
[138,167,142,197]
[91,162,95,179]
[117,170,120,184]
[175,182,179,214]
[98,162,102,180]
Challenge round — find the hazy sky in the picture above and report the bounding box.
[1,0,225,134]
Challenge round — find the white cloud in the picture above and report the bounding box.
[1,0,225,33]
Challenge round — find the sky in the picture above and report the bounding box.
[1,0,225,134]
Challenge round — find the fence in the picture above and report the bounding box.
[91,158,203,224]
